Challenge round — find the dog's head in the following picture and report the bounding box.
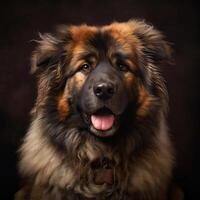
[31,20,171,139]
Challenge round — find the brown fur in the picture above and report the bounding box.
[16,20,179,200]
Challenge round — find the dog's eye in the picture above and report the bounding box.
[118,64,129,72]
[80,63,91,72]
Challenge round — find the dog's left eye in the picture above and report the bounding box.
[117,63,129,72]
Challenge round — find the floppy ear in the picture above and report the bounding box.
[31,33,65,74]
[131,20,173,64]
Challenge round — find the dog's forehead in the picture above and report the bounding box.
[68,24,98,41]
[66,23,139,56]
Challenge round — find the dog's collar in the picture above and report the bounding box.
[92,157,115,185]
[94,168,114,185]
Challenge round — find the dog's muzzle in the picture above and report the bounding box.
[79,61,129,137]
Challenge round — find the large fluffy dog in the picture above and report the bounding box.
[16,20,175,199]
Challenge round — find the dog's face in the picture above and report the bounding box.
[73,27,140,137]
[32,21,171,140]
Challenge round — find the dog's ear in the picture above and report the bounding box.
[31,33,66,74]
[131,20,173,64]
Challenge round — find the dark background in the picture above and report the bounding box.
[0,0,199,199]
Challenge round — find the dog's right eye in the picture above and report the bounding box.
[80,63,92,73]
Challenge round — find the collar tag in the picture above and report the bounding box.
[94,168,114,185]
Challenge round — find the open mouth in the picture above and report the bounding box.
[84,107,119,137]
[91,108,115,131]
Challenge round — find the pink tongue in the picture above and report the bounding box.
[91,115,114,131]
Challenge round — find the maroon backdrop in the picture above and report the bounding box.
[0,0,199,199]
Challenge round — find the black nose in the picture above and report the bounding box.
[93,82,115,100]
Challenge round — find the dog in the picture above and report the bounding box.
[16,20,176,200]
